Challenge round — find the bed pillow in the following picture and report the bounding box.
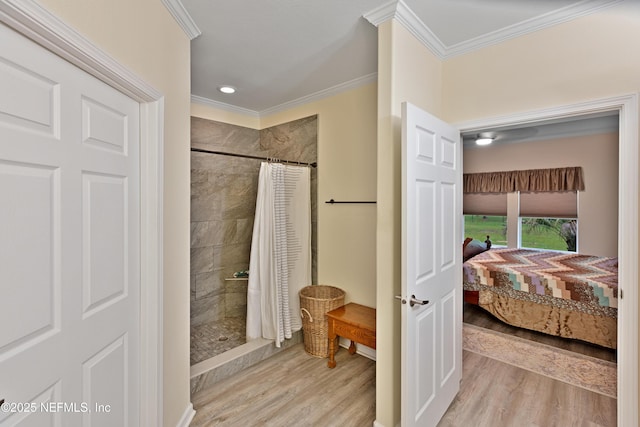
[463,239,488,261]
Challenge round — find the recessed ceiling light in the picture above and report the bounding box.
[219,86,236,94]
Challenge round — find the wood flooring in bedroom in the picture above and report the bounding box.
[190,304,617,427]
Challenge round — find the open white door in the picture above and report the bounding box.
[400,102,462,426]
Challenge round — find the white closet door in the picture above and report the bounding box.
[0,22,140,426]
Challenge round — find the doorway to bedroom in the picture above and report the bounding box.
[460,112,619,357]
[457,94,637,424]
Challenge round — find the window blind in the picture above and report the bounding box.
[463,193,508,216]
[519,191,578,218]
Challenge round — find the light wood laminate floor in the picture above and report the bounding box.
[191,305,617,427]
[191,344,375,427]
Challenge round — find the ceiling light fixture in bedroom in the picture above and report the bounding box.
[218,85,236,94]
[475,133,494,146]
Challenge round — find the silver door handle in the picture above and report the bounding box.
[409,295,428,307]
[395,295,429,307]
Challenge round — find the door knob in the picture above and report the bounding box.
[409,295,429,307]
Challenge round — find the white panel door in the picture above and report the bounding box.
[0,23,140,426]
[401,102,462,426]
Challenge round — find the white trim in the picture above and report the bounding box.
[364,0,622,59]
[393,0,446,56]
[0,0,162,102]
[175,403,196,427]
[616,93,639,427]
[364,0,447,57]
[191,94,260,118]
[139,99,165,426]
[192,72,378,118]
[362,0,397,26]
[161,0,201,40]
[0,0,165,424]
[455,94,636,132]
[338,338,377,361]
[259,72,378,116]
[443,0,623,58]
[456,93,639,427]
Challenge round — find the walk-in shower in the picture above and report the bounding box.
[189,115,318,373]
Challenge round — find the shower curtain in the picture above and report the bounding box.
[246,162,311,347]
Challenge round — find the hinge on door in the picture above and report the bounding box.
[620,289,623,299]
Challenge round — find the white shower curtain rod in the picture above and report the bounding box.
[191,147,317,168]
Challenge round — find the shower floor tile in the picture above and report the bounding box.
[191,317,246,365]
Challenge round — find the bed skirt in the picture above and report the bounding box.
[465,289,617,349]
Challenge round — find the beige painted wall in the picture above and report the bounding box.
[442,2,640,123]
[375,19,445,427]
[37,1,192,425]
[192,82,378,308]
[464,132,619,257]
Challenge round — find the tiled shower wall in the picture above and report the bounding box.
[190,115,318,328]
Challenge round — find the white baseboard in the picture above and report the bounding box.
[338,337,376,361]
[176,403,195,427]
[373,420,399,427]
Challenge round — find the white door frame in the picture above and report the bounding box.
[0,0,165,425]
[455,93,639,427]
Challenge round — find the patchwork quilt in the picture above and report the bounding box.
[463,247,618,348]
[463,248,619,310]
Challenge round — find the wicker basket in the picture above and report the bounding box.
[299,285,345,357]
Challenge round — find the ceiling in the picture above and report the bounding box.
[460,112,619,148]
[179,0,621,117]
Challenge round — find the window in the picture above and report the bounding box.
[519,191,578,252]
[464,215,507,246]
[520,218,577,252]
[463,168,583,251]
[463,192,507,246]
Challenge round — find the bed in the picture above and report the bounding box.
[462,243,618,349]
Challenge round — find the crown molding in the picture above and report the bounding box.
[364,0,623,59]
[191,95,260,118]
[394,0,446,58]
[363,0,450,59]
[161,0,201,40]
[0,0,162,102]
[443,0,624,58]
[259,72,378,116]
[192,72,378,118]
[362,0,397,26]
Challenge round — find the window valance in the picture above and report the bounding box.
[463,166,584,193]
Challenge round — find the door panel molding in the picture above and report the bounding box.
[0,1,165,424]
